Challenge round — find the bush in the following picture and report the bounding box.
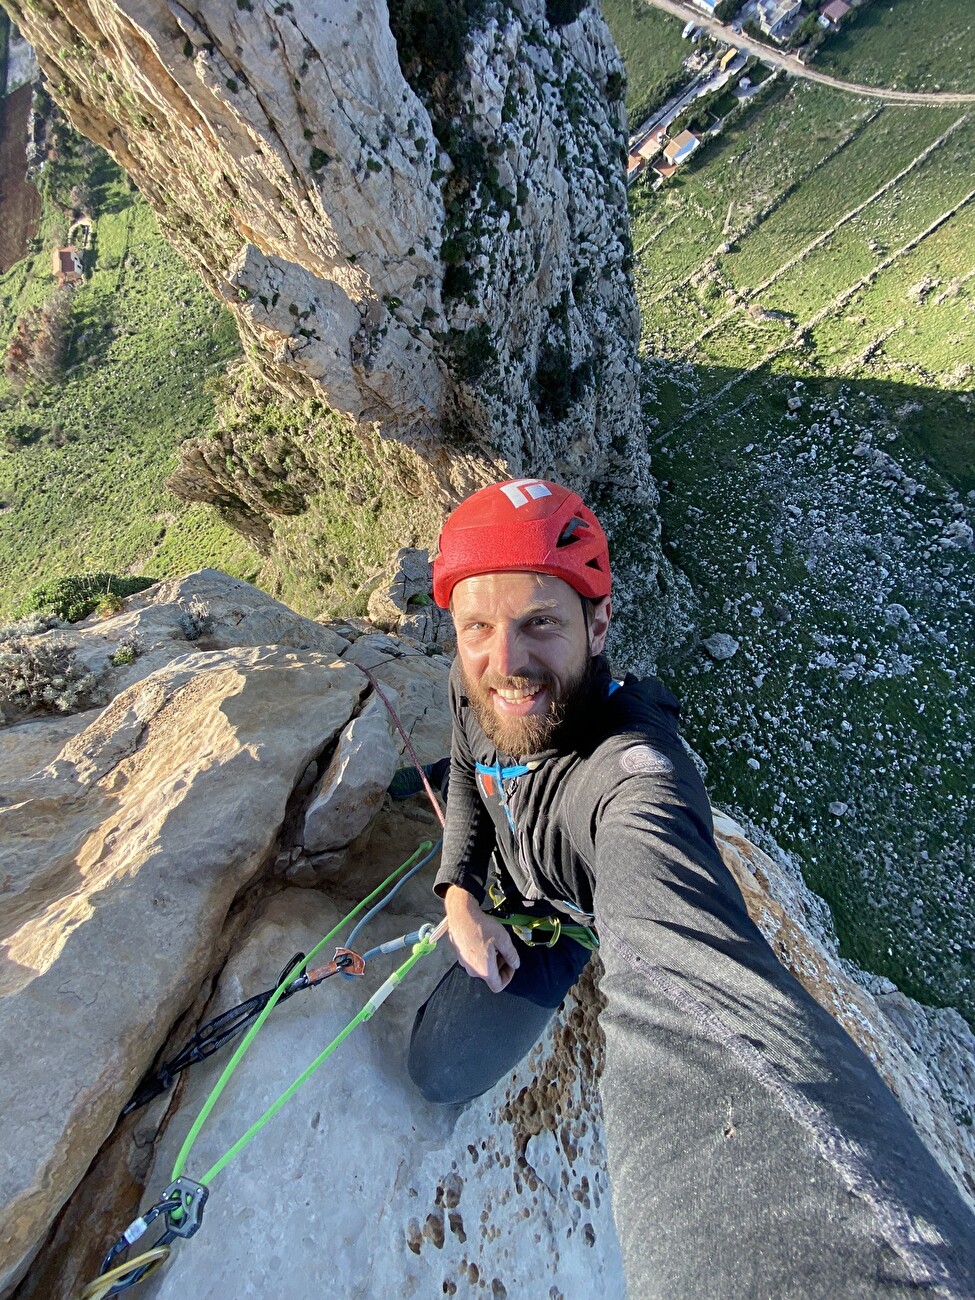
[109,638,139,666]
[15,574,158,624]
[0,626,101,720]
[3,288,74,392]
[176,597,213,641]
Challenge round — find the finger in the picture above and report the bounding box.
[496,929,520,971]
[495,953,516,991]
[484,941,504,994]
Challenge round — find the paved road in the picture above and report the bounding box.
[640,0,975,105]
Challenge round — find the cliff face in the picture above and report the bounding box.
[1,574,972,1298]
[6,0,644,498]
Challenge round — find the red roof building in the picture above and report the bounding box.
[819,0,851,27]
[52,247,84,287]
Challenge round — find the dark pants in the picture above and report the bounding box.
[409,767,975,1294]
[408,933,591,1105]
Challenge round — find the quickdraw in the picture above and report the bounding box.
[85,844,444,1298]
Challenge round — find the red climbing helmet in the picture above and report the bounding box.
[432,479,612,608]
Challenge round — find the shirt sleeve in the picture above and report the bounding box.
[433,661,497,902]
[581,732,975,1296]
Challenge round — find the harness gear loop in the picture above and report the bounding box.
[494,910,599,952]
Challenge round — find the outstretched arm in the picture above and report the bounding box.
[586,739,975,1298]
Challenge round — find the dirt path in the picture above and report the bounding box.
[640,0,975,105]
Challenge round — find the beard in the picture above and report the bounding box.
[461,654,598,757]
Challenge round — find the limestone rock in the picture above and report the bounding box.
[302,690,401,853]
[366,547,455,647]
[135,888,624,1299]
[702,632,740,660]
[0,647,366,1294]
[0,711,90,788]
[0,572,351,735]
[9,0,648,504]
[714,811,975,1212]
[341,634,452,766]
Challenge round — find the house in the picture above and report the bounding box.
[756,0,802,38]
[663,130,701,166]
[692,0,719,14]
[638,129,665,159]
[819,0,850,28]
[52,247,84,287]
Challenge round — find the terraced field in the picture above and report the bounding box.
[814,0,975,95]
[621,75,975,1023]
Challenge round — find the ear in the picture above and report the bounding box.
[588,596,611,656]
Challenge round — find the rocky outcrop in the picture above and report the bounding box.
[8,0,646,497]
[2,572,971,1298]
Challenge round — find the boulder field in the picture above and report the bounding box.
[1,572,971,1298]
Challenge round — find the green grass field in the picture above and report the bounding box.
[814,0,975,94]
[624,69,975,1025]
[0,136,258,618]
[600,0,695,128]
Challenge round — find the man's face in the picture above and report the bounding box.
[452,571,611,755]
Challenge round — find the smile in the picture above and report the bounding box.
[494,686,542,701]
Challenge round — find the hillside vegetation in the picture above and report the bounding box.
[609,13,975,1027]
[599,0,691,127]
[0,115,257,618]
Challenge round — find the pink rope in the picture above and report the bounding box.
[354,663,446,830]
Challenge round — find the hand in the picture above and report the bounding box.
[444,886,521,993]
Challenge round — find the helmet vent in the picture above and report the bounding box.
[557,517,587,547]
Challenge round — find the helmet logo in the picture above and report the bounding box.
[501,479,552,508]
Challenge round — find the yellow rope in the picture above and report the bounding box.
[79,1245,170,1300]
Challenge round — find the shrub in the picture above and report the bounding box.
[3,288,73,391]
[109,638,139,667]
[176,597,213,641]
[95,593,125,618]
[0,626,101,720]
[16,574,158,624]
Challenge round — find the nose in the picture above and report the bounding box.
[490,623,529,680]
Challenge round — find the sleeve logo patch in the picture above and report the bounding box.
[620,745,674,777]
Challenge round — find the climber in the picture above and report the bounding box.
[405,478,975,1298]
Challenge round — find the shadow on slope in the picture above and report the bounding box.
[618,359,973,1026]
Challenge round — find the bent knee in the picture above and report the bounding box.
[407,1046,487,1107]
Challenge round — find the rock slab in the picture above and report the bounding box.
[0,646,365,1294]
